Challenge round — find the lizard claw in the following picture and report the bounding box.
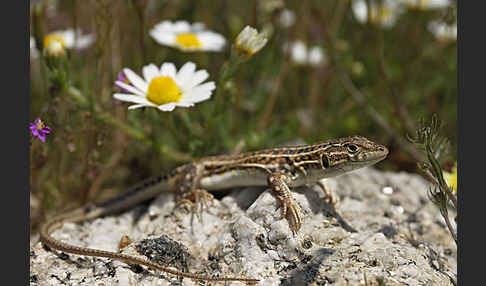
[277,196,302,234]
[175,189,215,222]
[316,180,340,207]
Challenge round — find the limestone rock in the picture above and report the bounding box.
[30,167,456,285]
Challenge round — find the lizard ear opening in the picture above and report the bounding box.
[321,155,329,169]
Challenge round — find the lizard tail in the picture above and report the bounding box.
[39,206,259,284]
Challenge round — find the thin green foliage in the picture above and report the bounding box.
[29,1,457,229]
[408,115,457,244]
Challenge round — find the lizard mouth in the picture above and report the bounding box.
[366,152,388,164]
[365,145,389,163]
[346,146,389,169]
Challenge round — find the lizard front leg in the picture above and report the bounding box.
[316,179,340,206]
[267,172,303,234]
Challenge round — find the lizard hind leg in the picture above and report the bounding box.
[175,188,215,221]
[171,163,214,222]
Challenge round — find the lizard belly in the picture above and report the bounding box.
[292,168,338,186]
[200,169,268,191]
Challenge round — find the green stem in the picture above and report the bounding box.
[67,86,89,107]
[97,111,192,162]
[176,109,203,137]
[426,144,457,209]
[67,86,193,162]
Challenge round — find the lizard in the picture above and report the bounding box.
[39,135,388,284]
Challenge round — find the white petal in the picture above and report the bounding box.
[190,81,216,93]
[196,32,226,51]
[308,46,325,66]
[115,81,146,97]
[113,93,151,104]
[191,22,206,31]
[182,92,211,103]
[175,101,195,107]
[123,68,149,93]
[152,20,173,32]
[58,29,75,48]
[160,63,177,77]
[142,64,159,82]
[149,30,175,46]
[181,85,213,98]
[172,21,192,33]
[187,70,209,88]
[74,34,95,49]
[290,41,308,64]
[181,83,214,103]
[352,1,367,23]
[128,104,149,110]
[157,103,176,111]
[176,62,196,87]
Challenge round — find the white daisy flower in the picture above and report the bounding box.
[352,0,403,28]
[113,62,215,112]
[288,40,308,65]
[45,39,66,57]
[43,28,95,50]
[279,9,296,28]
[284,40,326,67]
[308,46,326,67]
[428,20,457,42]
[400,0,451,10]
[149,20,226,52]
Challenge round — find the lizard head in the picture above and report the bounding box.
[318,136,388,175]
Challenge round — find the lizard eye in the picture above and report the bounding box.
[321,155,329,168]
[346,144,359,153]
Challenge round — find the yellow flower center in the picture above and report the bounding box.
[43,34,66,49]
[37,120,45,130]
[175,33,201,48]
[146,77,182,105]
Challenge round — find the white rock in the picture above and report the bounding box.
[31,168,456,285]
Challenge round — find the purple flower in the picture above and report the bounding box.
[116,71,132,93]
[30,118,51,143]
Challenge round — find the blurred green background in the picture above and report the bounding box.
[29,0,457,229]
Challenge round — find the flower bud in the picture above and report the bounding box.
[234,26,268,56]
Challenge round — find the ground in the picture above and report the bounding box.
[30,167,457,286]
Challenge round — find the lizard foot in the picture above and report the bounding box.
[275,194,303,234]
[175,189,215,221]
[316,180,340,207]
